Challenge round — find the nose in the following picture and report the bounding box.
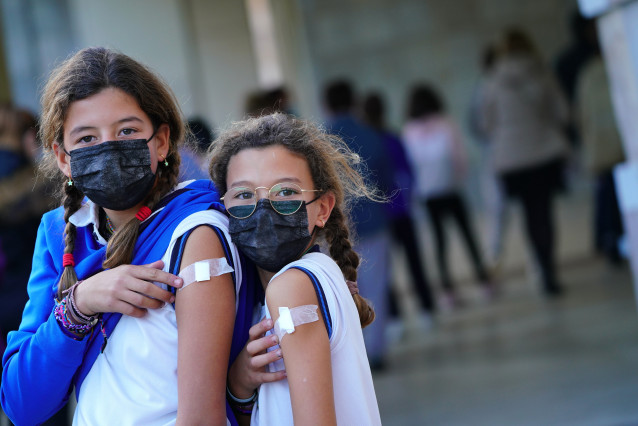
[254,186,270,201]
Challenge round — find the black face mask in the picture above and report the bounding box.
[69,137,156,211]
[229,199,314,272]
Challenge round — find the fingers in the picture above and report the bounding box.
[120,282,170,309]
[108,300,148,318]
[248,318,274,341]
[134,262,184,289]
[257,370,287,384]
[247,333,279,357]
[250,347,282,370]
[128,278,176,305]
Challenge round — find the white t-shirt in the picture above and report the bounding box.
[252,252,381,426]
[72,202,240,426]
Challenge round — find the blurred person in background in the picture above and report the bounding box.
[479,28,570,297]
[0,105,56,348]
[403,84,494,309]
[554,9,599,149]
[262,85,296,116]
[468,43,510,273]
[178,116,214,181]
[244,85,295,119]
[323,79,393,370]
[362,91,435,335]
[576,49,625,265]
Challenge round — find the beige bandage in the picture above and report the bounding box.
[274,305,319,342]
[178,258,234,290]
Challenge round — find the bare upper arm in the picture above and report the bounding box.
[266,268,336,426]
[174,225,235,426]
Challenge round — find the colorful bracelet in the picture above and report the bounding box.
[63,281,98,324]
[54,298,97,335]
[226,385,257,415]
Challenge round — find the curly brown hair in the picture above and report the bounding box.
[209,112,383,328]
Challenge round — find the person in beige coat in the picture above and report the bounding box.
[479,29,570,296]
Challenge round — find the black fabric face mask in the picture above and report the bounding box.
[69,138,156,211]
[229,199,313,272]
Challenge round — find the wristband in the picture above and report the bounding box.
[226,385,257,415]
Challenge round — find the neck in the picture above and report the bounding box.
[103,202,145,229]
[257,268,275,290]
[256,238,317,290]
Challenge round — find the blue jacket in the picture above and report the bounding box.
[1,180,259,425]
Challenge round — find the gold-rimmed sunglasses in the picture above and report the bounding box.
[221,182,322,219]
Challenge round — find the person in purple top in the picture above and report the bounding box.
[323,80,393,370]
[362,92,435,327]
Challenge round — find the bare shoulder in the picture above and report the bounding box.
[182,225,225,261]
[266,268,319,316]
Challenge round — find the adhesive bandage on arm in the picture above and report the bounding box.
[177,258,234,290]
[274,305,319,342]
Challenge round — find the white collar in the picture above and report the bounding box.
[69,199,109,245]
[66,181,194,246]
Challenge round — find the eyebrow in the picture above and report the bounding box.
[68,116,146,137]
[228,177,303,188]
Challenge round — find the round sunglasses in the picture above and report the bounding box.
[221,182,322,219]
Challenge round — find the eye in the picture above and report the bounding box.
[119,128,137,137]
[276,187,299,197]
[76,135,96,144]
[272,183,302,199]
[233,189,255,201]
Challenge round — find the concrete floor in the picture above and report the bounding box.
[375,184,638,426]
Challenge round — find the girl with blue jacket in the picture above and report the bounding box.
[0,47,259,425]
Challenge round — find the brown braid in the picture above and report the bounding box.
[102,154,181,269]
[57,182,84,299]
[323,206,375,328]
[34,47,187,271]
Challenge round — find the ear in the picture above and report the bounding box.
[154,123,171,159]
[53,142,71,178]
[316,191,336,228]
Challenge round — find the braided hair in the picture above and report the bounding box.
[38,47,185,297]
[209,113,383,327]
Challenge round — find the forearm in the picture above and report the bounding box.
[1,310,89,424]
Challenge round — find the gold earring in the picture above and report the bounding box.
[67,178,73,186]
[319,219,325,228]
[160,154,169,167]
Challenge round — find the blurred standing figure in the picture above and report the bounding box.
[468,44,509,270]
[403,84,492,308]
[362,92,435,325]
[0,105,55,345]
[178,116,213,181]
[554,10,599,148]
[480,29,570,297]
[576,52,625,264]
[323,80,393,370]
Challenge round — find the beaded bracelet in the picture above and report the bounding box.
[226,385,257,415]
[63,281,98,324]
[54,298,97,334]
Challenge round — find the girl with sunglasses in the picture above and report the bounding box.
[1,47,258,425]
[210,113,382,425]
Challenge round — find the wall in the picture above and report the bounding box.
[69,0,258,129]
[1,0,258,133]
[297,0,577,135]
